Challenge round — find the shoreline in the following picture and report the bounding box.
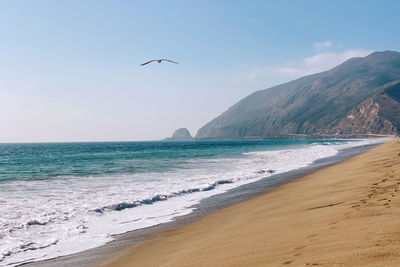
[21,142,379,267]
[99,139,400,266]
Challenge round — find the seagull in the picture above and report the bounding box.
[140,59,179,66]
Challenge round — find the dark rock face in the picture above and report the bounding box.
[164,128,193,141]
[196,51,400,139]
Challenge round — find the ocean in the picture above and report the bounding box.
[0,139,381,266]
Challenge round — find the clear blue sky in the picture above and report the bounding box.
[0,0,399,142]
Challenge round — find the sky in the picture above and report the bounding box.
[0,0,399,142]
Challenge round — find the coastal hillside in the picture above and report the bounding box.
[196,51,400,139]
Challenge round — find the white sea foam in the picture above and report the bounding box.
[0,139,383,266]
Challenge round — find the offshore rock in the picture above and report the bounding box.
[164,128,193,141]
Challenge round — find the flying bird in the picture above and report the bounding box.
[140,59,179,66]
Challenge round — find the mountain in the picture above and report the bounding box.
[196,51,400,139]
[164,128,193,141]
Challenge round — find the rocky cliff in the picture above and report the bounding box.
[196,51,400,139]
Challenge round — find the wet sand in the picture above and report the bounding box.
[100,139,400,267]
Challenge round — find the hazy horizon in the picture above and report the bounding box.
[1,1,399,142]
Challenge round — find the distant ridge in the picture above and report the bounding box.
[196,51,400,139]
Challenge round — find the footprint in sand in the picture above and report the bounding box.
[307,234,318,239]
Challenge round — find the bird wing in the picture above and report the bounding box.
[161,59,179,64]
[140,60,157,66]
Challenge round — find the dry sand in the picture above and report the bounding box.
[100,139,400,267]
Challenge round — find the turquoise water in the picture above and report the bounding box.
[0,139,350,182]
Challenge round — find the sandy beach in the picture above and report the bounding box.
[99,139,400,267]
